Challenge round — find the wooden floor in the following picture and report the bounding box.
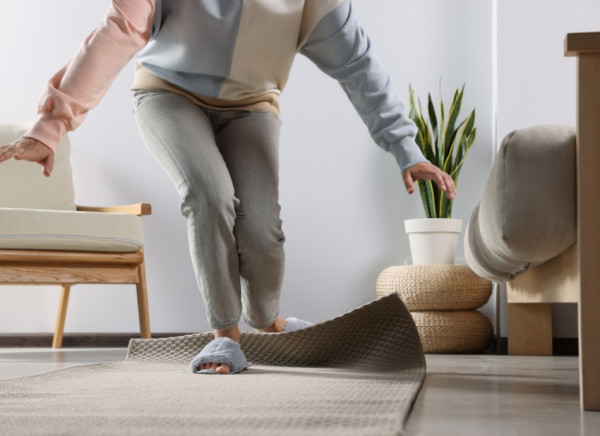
[1,349,599,435]
[407,354,600,435]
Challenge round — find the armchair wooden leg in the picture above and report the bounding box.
[508,303,553,355]
[52,285,71,349]
[136,256,151,339]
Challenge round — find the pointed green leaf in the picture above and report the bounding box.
[463,109,476,138]
[417,179,437,218]
[443,85,465,155]
[427,93,438,146]
[439,79,445,127]
[440,194,454,218]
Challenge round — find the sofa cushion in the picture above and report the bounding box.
[0,123,76,211]
[465,125,576,282]
[0,208,143,253]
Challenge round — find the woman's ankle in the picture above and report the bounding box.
[257,317,287,333]
[214,325,240,342]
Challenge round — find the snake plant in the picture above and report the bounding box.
[408,83,477,218]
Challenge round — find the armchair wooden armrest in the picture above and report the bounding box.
[76,203,152,216]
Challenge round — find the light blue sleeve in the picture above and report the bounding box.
[300,0,427,172]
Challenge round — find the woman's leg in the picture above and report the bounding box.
[133,92,289,372]
[132,90,244,335]
[213,111,287,330]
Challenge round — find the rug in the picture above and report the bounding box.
[0,293,425,436]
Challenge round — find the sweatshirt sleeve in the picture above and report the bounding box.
[23,0,155,153]
[300,0,427,172]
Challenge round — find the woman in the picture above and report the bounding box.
[0,0,455,374]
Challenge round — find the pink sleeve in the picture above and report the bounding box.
[24,0,155,153]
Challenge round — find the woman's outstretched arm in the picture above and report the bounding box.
[300,0,455,199]
[0,0,154,175]
[26,0,154,152]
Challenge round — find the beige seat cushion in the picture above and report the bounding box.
[465,125,576,282]
[0,208,143,253]
[0,123,76,211]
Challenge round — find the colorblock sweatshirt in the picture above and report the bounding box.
[24,0,427,172]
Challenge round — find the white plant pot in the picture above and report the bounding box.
[404,218,463,265]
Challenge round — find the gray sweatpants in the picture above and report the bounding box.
[132,90,285,330]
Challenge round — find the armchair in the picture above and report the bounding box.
[0,123,151,348]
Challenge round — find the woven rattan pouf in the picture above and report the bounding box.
[376,265,493,353]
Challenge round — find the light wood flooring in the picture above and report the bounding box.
[1,349,599,435]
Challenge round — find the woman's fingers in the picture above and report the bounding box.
[443,172,457,200]
[0,143,17,163]
[402,169,415,194]
[0,138,55,177]
[402,162,457,200]
[41,153,55,177]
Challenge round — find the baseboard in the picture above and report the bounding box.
[0,334,580,355]
[494,337,578,356]
[0,333,192,348]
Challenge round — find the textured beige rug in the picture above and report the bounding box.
[0,293,425,435]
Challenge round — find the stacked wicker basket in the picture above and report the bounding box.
[376,265,493,353]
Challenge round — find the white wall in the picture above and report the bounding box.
[497,0,600,338]
[0,0,495,334]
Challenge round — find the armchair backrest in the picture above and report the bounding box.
[0,123,76,211]
[465,125,576,282]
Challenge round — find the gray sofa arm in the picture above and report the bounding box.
[465,125,576,282]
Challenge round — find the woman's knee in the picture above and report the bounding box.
[235,212,285,256]
[179,182,239,221]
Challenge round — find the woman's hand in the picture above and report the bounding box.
[0,137,55,177]
[402,161,457,200]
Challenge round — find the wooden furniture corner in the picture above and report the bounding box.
[565,32,600,411]
[506,31,600,411]
[566,31,600,411]
[0,203,152,348]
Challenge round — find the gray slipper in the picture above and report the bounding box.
[189,337,251,374]
[283,317,314,332]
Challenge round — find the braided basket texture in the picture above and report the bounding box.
[411,310,493,353]
[376,264,492,310]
